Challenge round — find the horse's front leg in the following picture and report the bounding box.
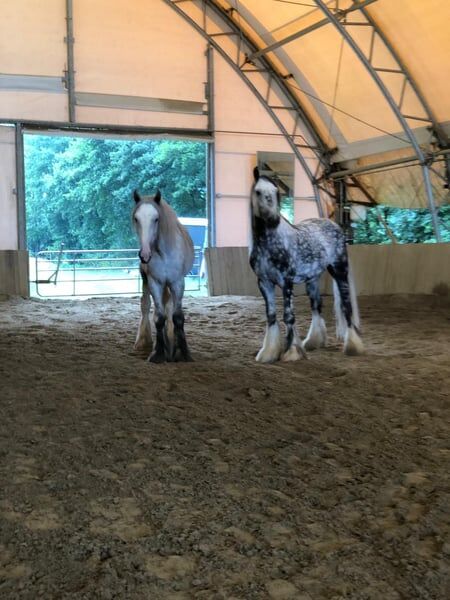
[134,268,153,352]
[147,279,169,363]
[281,280,307,362]
[169,278,193,362]
[256,279,282,363]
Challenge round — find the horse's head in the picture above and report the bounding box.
[251,167,281,227]
[132,189,161,263]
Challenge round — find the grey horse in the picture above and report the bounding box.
[249,167,364,363]
[133,190,194,362]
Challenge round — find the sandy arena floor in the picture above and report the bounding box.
[0,293,449,599]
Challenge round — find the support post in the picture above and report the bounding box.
[334,179,352,243]
[422,165,442,243]
[206,44,216,247]
[15,123,27,251]
[445,155,450,193]
[65,0,76,123]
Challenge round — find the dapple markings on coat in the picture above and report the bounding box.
[133,190,194,363]
[249,167,364,363]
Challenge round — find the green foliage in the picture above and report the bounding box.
[280,196,294,223]
[25,135,207,252]
[24,133,448,251]
[352,204,450,244]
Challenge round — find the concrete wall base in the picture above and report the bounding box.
[0,250,29,297]
[206,243,450,297]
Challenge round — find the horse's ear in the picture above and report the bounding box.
[133,189,141,203]
[253,166,260,182]
[154,189,161,204]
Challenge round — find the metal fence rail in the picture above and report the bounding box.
[32,245,204,298]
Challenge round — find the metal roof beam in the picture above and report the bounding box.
[248,0,378,62]
[355,1,449,149]
[164,0,337,215]
[206,0,327,156]
[327,148,450,180]
[314,0,442,240]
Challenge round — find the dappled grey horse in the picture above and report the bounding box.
[133,190,194,362]
[249,167,364,363]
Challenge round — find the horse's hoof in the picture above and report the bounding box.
[303,336,325,351]
[148,351,166,364]
[344,328,365,356]
[255,350,279,363]
[303,317,327,351]
[281,345,306,362]
[134,340,153,352]
[301,332,327,352]
[303,338,315,351]
[172,349,194,362]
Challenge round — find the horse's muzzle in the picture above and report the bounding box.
[139,250,152,264]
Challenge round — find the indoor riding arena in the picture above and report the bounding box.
[1,2,449,600]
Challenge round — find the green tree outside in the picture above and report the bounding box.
[25,135,207,253]
[25,134,449,252]
[352,204,450,244]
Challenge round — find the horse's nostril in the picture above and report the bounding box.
[138,251,151,264]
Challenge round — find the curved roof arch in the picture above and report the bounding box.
[164,0,332,215]
[166,0,449,236]
[0,0,448,237]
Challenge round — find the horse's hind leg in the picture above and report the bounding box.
[256,279,282,363]
[169,278,193,362]
[328,259,364,356]
[303,278,327,351]
[280,280,307,362]
[134,270,153,352]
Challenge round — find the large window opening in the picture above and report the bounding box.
[24,133,208,297]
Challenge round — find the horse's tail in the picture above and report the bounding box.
[332,258,364,355]
[333,279,346,340]
[332,260,360,340]
[348,260,360,331]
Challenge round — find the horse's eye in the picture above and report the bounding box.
[256,190,261,197]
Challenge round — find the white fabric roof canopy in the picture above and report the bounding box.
[192,0,449,212]
[0,0,448,214]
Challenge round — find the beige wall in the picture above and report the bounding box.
[0,0,207,128]
[213,53,318,247]
[206,243,450,297]
[0,126,18,250]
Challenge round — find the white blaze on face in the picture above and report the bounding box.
[252,178,279,220]
[134,203,160,263]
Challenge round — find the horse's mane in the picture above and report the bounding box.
[156,198,176,238]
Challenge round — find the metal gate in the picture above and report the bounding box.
[32,245,204,298]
